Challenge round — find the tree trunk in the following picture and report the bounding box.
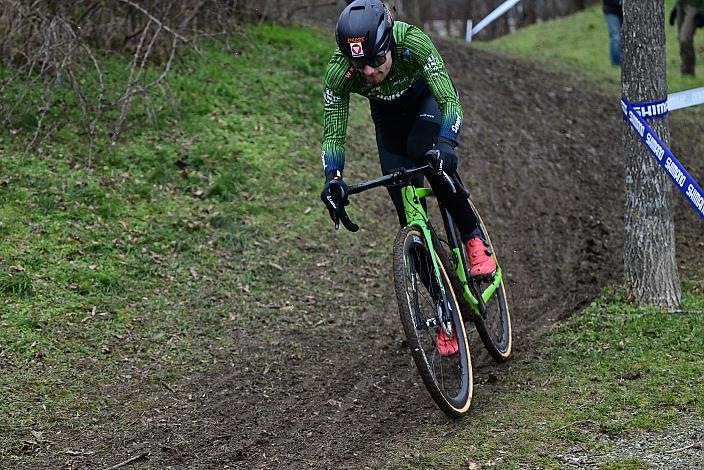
[622,0,681,307]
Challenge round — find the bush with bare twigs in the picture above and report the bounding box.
[0,0,323,162]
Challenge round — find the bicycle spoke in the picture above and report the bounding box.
[401,237,466,403]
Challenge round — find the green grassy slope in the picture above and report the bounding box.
[0,23,380,458]
[474,0,704,94]
[0,23,328,363]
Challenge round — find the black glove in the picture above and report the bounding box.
[321,170,348,215]
[426,136,458,176]
[320,170,358,231]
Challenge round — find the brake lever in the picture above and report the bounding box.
[337,205,359,232]
[425,150,457,194]
[439,171,457,194]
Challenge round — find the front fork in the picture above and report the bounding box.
[401,186,455,332]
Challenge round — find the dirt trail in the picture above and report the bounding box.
[28,40,704,469]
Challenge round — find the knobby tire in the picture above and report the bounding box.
[462,201,513,362]
[393,226,473,418]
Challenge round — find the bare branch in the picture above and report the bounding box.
[112,18,156,146]
[82,43,105,167]
[115,0,188,42]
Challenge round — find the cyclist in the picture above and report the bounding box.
[319,0,493,354]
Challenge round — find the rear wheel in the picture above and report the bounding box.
[393,226,473,418]
[466,200,512,362]
[470,275,512,362]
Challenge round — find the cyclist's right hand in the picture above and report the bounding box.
[425,137,459,193]
[320,170,359,232]
[426,136,458,175]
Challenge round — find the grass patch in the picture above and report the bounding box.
[0,269,33,297]
[393,285,704,468]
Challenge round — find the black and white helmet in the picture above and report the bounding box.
[336,0,394,68]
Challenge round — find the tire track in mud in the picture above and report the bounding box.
[32,40,704,470]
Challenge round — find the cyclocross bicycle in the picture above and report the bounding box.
[334,165,512,418]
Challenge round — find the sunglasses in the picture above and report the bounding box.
[350,51,388,70]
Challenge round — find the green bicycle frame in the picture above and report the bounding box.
[452,247,502,311]
[401,185,448,305]
[401,185,503,318]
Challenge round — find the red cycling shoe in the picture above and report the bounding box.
[436,328,459,357]
[466,237,496,278]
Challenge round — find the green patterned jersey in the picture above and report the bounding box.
[321,21,463,175]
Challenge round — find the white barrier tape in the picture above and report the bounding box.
[630,88,704,117]
[466,0,522,43]
[668,86,704,111]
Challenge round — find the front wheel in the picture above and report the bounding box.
[393,226,473,418]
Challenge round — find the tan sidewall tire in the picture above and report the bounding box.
[393,227,473,418]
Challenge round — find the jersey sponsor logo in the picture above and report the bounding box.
[369,83,413,101]
[350,42,364,57]
[321,150,327,170]
[424,55,442,76]
[323,88,341,109]
[451,115,461,133]
[419,113,435,119]
[344,65,355,79]
[347,37,365,43]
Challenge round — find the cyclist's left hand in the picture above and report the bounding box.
[320,170,358,231]
[321,170,348,218]
[426,136,458,176]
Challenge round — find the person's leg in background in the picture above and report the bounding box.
[604,12,622,66]
[678,3,698,76]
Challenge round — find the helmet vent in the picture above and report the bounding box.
[375,18,387,48]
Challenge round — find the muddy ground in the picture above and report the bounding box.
[16,34,704,470]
